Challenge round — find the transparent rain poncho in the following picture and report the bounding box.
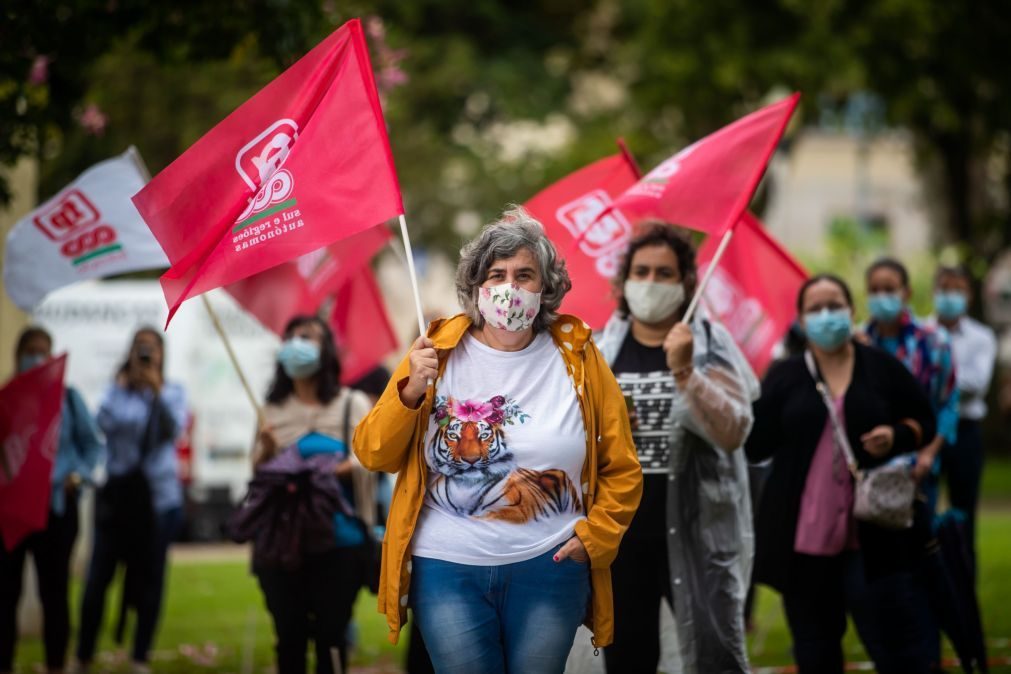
[589,313,760,674]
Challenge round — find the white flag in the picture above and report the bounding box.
[3,147,168,310]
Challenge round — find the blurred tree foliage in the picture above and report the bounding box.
[2,0,1010,260]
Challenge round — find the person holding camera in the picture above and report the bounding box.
[76,328,188,674]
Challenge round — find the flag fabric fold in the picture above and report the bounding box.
[524,152,641,329]
[3,149,167,311]
[225,225,391,336]
[329,266,399,385]
[132,18,404,325]
[0,355,67,550]
[698,212,808,375]
[606,93,800,237]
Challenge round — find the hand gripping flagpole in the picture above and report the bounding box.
[680,227,734,325]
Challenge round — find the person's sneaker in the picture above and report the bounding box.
[131,662,152,674]
[68,662,90,674]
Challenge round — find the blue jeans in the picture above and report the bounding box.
[410,548,590,674]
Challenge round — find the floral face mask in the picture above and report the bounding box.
[476,282,542,332]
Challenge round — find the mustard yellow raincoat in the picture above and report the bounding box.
[353,313,642,647]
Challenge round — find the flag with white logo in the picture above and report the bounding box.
[3,148,168,311]
[525,151,640,329]
[132,18,404,326]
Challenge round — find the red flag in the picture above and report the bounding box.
[330,267,398,385]
[698,212,808,376]
[225,225,391,336]
[608,94,799,237]
[132,19,404,325]
[525,152,641,329]
[0,355,66,550]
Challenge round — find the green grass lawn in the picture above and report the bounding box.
[11,459,1011,673]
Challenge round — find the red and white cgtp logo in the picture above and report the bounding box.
[34,190,98,241]
[556,189,632,278]
[33,190,120,265]
[235,119,299,224]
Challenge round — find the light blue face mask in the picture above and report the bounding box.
[278,337,321,380]
[17,353,46,373]
[868,293,904,322]
[803,309,853,351]
[934,291,967,321]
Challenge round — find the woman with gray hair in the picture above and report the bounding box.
[354,207,642,674]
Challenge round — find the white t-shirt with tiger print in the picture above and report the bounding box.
[411,330,587,566]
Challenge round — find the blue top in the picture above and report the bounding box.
[97,381,188,513]
[51,387,104,516]
[296,432,347,458]
[295,431,362,547]
[867,310,960,445]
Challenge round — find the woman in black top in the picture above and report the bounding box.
[745,274,935,674]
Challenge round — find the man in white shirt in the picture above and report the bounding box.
[931,265,998,574]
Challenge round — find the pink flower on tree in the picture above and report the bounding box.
[77,103,108,136]
[27,55,49,86]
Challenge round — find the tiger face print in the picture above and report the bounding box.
[427,395,581,523]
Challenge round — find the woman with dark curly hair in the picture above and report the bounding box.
[595,221,759,674]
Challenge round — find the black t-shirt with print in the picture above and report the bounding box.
[612,331,675,540]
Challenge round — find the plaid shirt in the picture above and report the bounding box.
[866,309,959,444]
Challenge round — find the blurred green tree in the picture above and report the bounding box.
[2,0,1010,262]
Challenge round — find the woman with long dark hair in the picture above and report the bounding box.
[77,327,188,673]
[252,315,374,674]
[746,274,936,673]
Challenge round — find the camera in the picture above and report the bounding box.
[137,346,154,365]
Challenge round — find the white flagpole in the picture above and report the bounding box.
[681,228,734,324]
[397,214,428,337]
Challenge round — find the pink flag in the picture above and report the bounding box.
[132,19,404,325]
[0,355,66,550]
[608,94,799,237]
[698,212,808,375]
[225,225,391,336]
[329,267,398,385]
[525,151,641,329]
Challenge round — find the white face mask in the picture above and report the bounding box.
[623,280,685,324]
[477,282,542,332]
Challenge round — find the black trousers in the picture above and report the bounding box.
[77,506,181,664]
[256,548,362,674]
[603,536,673,674]
[782,551,929,674]
[0,501,79,671]
[940,418,985,575]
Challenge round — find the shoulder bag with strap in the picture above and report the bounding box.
[804,351,916,530]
